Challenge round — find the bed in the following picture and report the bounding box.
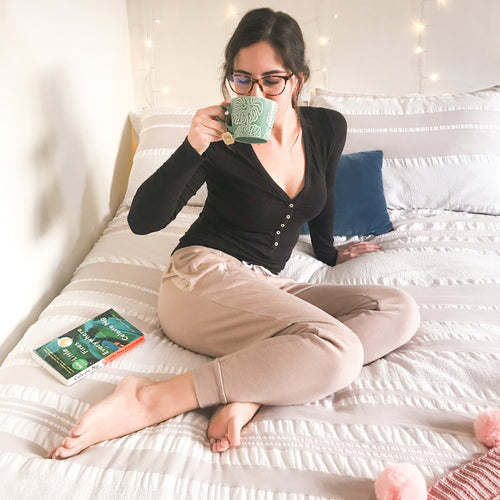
[1,86,499,500]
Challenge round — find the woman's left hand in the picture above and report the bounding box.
[336,241,382,264]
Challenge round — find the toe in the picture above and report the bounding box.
[227,419,241,447]
[49,446,65,460]
[61,435,81,450]
[218,437,230,452]
[211,438,230,453]
[70,419,87,438]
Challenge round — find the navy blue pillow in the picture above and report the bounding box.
[301,150,393,236]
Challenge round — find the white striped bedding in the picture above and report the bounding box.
[0,202,499,499]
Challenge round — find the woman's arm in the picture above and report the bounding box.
[308,109,347,266]
[308,109,382,265]
[127,139,206,235]
[128,103,228,235]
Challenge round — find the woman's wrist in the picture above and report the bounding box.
[187,134,207,156]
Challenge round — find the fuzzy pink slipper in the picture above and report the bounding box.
[374,463,427,500]
[474,409,500,448]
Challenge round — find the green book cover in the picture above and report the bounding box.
[32,309,145,386]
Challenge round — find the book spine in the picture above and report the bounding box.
[69,359,106,385]
[103,335,145,365]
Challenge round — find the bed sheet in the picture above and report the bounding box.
[0,203,498,500]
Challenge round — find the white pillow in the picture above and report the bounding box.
[313,86,500,214]
[124,107,208,206]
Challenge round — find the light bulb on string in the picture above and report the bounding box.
[414,21,426,33]
[226,3,238,19]
[414,0,446,93]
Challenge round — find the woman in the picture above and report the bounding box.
[49,8,420,459]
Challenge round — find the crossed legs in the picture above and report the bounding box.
[49,246,419,458]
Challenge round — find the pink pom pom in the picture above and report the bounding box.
[474,409,500,448]
[374,463,427,500]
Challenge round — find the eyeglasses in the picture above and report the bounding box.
[226,73,293,96]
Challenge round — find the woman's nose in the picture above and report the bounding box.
[250,82,264,97]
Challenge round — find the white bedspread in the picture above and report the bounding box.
[0,204,499,500]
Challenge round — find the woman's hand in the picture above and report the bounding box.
[187,101,230,155]
[336,241,382,264]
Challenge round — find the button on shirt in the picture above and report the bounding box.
[128,107,347,274]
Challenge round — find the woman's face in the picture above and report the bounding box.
[232,41,300,121]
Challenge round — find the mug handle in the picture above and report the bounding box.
[215,104,233,133]
[215,104,236,145]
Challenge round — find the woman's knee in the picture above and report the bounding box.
[381,287,421,343]
[318,328,364,397]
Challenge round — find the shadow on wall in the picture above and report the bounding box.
[33,71,98,240]
[3,67,133,362]
[34,68,100,273]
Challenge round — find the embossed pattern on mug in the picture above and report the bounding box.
[232,98,264,125]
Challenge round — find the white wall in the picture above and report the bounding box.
[127,0,500,109]
[0,0,134,362]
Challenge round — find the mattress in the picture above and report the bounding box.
[0,202,498,499]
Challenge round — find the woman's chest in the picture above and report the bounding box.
[251,139,306,199]
[204,146,327,231]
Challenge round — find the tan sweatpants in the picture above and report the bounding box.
[158,246,420,408]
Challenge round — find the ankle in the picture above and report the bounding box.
[136,372,199,422]
[135,380,154,408]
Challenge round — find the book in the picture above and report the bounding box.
[32,309,145,386]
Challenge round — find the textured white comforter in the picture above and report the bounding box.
[0,204,498,500]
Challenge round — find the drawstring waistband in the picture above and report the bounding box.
[241,260,276,277]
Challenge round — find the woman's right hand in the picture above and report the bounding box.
[187,101,229,155]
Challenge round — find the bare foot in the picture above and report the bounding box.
[48,372,198,459]
[207,402,261,453]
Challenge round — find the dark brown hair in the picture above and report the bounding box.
[221,8,310,108]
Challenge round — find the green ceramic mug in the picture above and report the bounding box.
[220,96,278,144]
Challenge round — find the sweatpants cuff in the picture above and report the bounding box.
[192,359,228,408]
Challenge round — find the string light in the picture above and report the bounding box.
[226,3,238,19]
[415,0,446,93]
[141,0,170,106]
[414,21,426,33]
[311,0,338,93]
[142,0,453,105]
[139,0,340,106]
